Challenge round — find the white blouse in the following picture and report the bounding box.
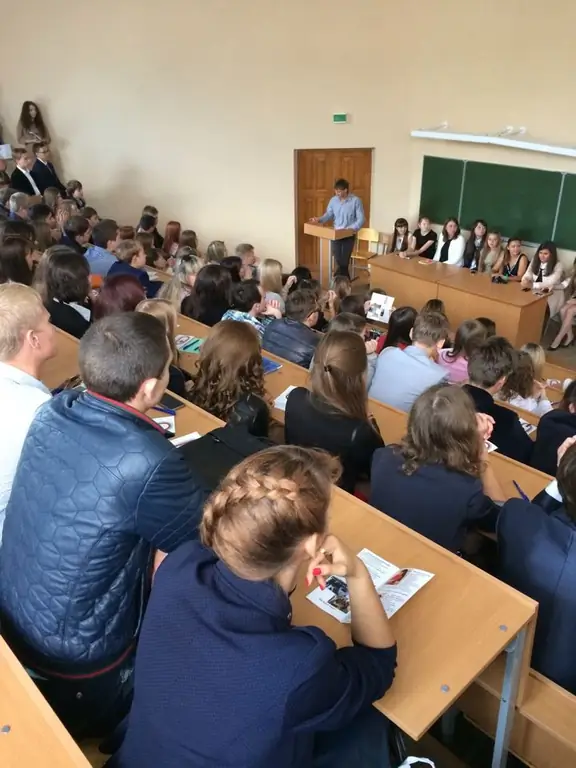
[433,234,466,267]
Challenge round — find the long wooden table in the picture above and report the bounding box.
[369,253,548,347]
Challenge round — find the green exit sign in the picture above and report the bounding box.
[332,113,348,124]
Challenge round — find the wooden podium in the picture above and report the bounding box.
[303,223,356,288]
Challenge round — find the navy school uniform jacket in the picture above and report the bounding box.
[532,408,576,477]
[113,540,397,768]
[107,260,161,298]
[498,499,576,694]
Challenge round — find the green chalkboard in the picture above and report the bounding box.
[460,162,562,244]
[553,174,576,251]
[419,157,464,224]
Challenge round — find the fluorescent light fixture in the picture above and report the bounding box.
[411,129,576,159]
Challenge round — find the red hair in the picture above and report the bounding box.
[92,274,146,320]
[163,220,182,255]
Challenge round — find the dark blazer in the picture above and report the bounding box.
[10,167,38,196]
[463,384,533,465]
[46,298,90,339]
[369,446,499,552]
[107,260,160,298]
[31,159,66,195]
[59,233,86,256]
[285,387,384,493]
[498,499,576,693]
[112,540,397,768]
[227,393,269,437]
[262,318,319,369]
[532,409,576,477]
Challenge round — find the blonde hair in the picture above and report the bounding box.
[206,240,227,262]
[116,239,142,264]
[0,283,45,360]
[200,445,340,579]
[158,250,204,308]
[136,298,178,362]
[521,342,546,381]
[260,258,283,295]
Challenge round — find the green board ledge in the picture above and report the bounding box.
[411,128,576,160]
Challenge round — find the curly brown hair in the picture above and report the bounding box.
[189,319,266,421]
[399,384,483,478]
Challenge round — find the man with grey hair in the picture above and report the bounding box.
[9,192,29,221]
[0,283,55,535]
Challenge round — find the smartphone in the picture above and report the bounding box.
[160,392,185,411]
[366,328,382,342]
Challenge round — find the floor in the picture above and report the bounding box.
[542,318,576,370]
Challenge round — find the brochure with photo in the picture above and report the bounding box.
[366,292,395,324]
[175,334,205,354]
[307,548,434,623]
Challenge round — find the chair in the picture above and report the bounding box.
[350,227,380,281]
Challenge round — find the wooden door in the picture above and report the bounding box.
[295,148,373,276]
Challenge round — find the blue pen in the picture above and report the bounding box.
[152,404,176,416]
[513,480,529,501]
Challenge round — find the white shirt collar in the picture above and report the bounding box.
[18,165,41,194]
[0,361,51,395]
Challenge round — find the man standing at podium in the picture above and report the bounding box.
[309,178,365,279]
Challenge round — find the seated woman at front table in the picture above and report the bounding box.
[112,447,396,768]
[285,331,384,493]
[433,217,466,266]
[498,347,552,417]
[521,240,565,316]
[188,319,270,436]
[462,219,487,271]
[492,236,528,282]
[409,215,437,259]
[390,217,410,254]
[369,385,505,553]
[481,231,506,273]
[548,257,576,350]
[181,263,232,326]
[33,245,91,339]
[438,318,488,384]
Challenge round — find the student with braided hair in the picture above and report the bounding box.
[114,446,397,768]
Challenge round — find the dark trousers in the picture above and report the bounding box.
[34,656,135,740]
[312,708,391,768]
[331,235,356,279]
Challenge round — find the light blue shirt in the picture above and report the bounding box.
[318,194,365,231]
[368,346,448,412]
[85,245,117,277]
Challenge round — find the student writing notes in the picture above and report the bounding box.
[433,217,466,266]
[370,386,504,553]
[409,215,437,259]
[112,447,396,768]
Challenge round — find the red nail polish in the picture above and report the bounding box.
[319,584,325,590]
[313,568,322,576]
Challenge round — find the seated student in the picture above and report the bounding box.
[188,320,269,436]
[162,220,181,257]
[31,142,66,195]
[375,306,417,354]
[438,318,488,384]
[29,202,56,228]
[146,247,168,272]
[390,217,410,254]
[260,257,287,312]
[112,446,396,768]
[286,265,312,295]
[181,263,232,326]
[43,186,63,212]
[33,245,91,338]
[532,381,576,476]
[521,240,565,316]
[34,221,55,252]
[329,274,352,314]
[462,219,487,270]
[135,230,155,263]
[83,205,99,228]
[370,386,504,552]
[421,297,446,316]
[221,279,268,338]
[492,236,529,282]
[0,187,17,214]
[549,258,576,350]
[235,242,256,276]
[0,312,207,738]
[108,239,160,298]
[0,217,36,243]
[0,284,55,536]
[409,215,437,259]
[300,278,330,331]
[179,229,198,251]
[498,439,576,693]
[476,316,497,337]
[480,231,505,273]
[92,274,146,320]
[369,312,449,412]
[463,336,533,464]
[10,147,41,196]
[221,254,244,283]
[139,205,163,248]
[433,217,466,266]
[498,348,553,416]
[65,179,86,209]
[324,312,378,387]
[118,225,136,241]
[158,250,204,309]
[286,331,384,493]
[60,215,91,255]
[136,299,190,398]
[85,218,119,277]
[8,192,29,221]
[206,240,228,262]
[0,236,35,285]
[263,289,320,368]
[55,199,78,235]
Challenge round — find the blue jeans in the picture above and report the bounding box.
[312,708,392,768]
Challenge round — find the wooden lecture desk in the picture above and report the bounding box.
[44,328,539,767]
[369,253,548,347]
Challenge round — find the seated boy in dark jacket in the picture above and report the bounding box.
[0,312,208,739]
[108,239,160,297]
[262,289,320,368]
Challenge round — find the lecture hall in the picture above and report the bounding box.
[1,1,576,767]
